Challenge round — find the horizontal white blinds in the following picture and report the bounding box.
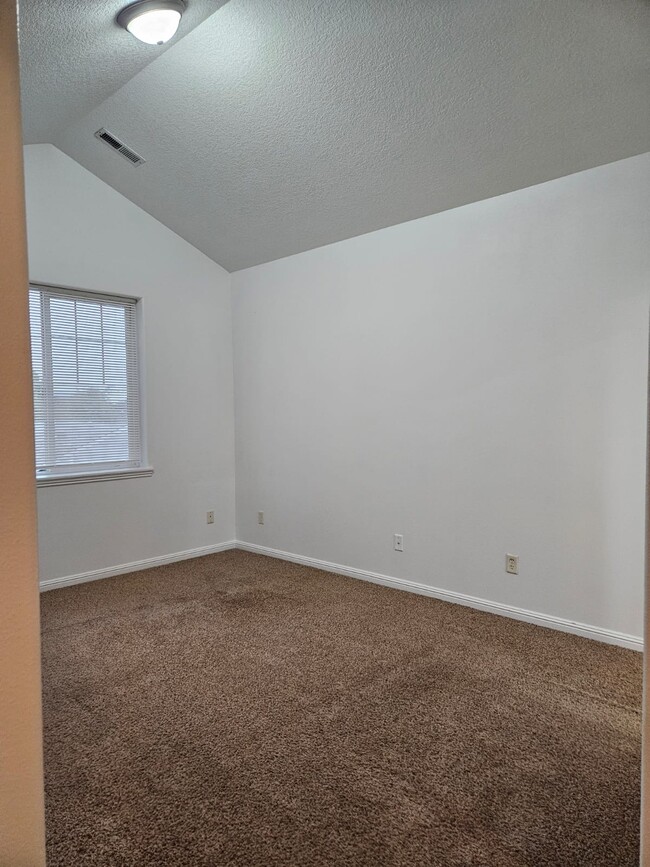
[29,286,143,476]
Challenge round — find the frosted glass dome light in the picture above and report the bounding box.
[117,1,186,46]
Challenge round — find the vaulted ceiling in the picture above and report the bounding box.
[19,0,650,272]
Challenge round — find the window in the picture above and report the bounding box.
[28,285,151,485]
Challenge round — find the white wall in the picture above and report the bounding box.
[25,144,649,638]
[24,144,236,581]
[233,153,650,639]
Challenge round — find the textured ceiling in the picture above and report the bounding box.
[19,0,228,143]
[19,0,650,272]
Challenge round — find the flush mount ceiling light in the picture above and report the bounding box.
[117,0,186,45]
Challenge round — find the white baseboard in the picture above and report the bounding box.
[39,538,643,652]
[39,540,237,592]
[237,541,644,652]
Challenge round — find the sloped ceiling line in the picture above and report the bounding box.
[20,0,650,272]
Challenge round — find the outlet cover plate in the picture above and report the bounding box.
[505,554,519,575]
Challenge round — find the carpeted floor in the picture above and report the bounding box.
[41,549,642,866]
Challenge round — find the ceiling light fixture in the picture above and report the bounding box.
[117,0,186,46]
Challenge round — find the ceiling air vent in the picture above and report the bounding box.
[94,128,145,167]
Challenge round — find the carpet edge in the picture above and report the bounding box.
[237,541,643,653]
[39,541,238,592]
[39,539,643,652]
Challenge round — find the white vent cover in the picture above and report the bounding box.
[94,128,145,166]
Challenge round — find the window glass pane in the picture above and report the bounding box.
[28,287,142,475]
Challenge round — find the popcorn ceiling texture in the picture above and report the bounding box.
[41,549,641,866]
[19,0,650,271]
[19,0,228,143]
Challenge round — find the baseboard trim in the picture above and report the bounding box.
[39,541,238,592]
[236,541,643,652]
[39,538,643,651]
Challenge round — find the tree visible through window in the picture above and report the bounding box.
[29,286,143,477]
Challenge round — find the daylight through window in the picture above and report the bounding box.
[29,285,143,478]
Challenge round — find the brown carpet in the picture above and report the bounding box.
[41,549,642,866]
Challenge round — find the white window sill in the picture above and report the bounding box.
[36,467,154,488]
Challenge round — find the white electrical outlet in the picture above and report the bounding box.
[258,511,265,525]
[394,534,404,552]
[207,511,215,525]
[505,554,518,575]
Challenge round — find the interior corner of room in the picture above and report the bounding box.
[27,141,649,651]
[3,0,650,864]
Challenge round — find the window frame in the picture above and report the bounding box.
[29,281,153,487]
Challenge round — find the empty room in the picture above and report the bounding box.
[1,1,649,865]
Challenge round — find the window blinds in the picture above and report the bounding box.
[29,286,143,477]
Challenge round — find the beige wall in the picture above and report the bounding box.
[641,344,650,867]
[0,1,47,864]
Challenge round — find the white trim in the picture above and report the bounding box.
[39,538,643,652]
[29,280,139,306]
[236,542,644,652]
[39,540,237,591]
[37,466,154,487]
